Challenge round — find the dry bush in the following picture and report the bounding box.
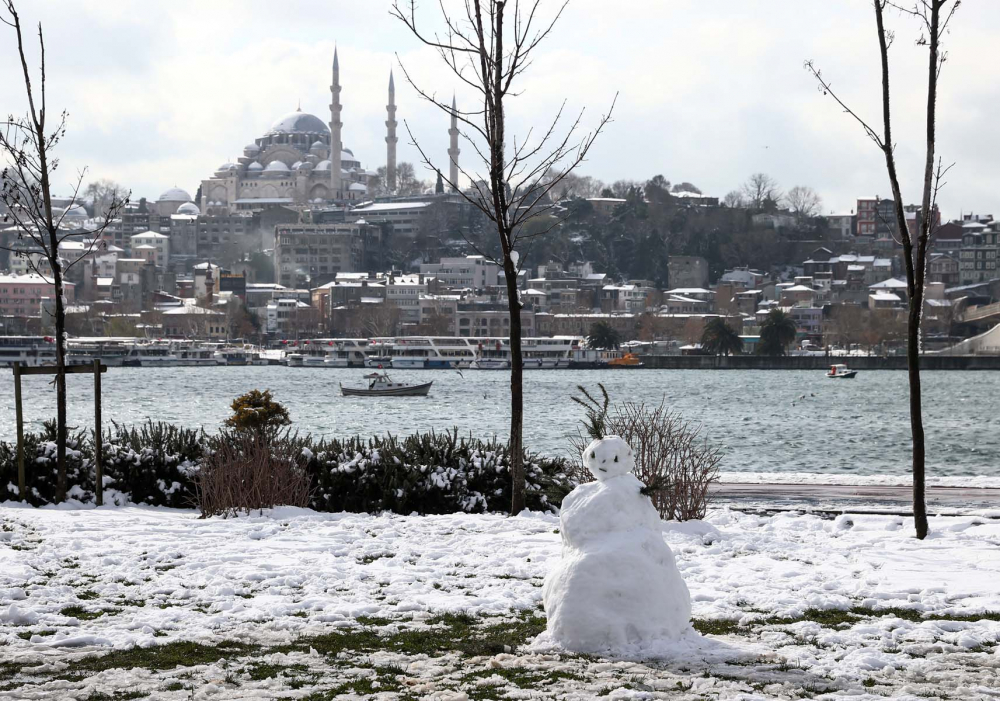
[194,432,312,518]
[570,400,721,521]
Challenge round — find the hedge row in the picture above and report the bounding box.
[0,421,574,515]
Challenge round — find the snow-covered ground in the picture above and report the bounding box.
[2,504,999,699]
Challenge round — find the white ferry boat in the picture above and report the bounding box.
[121,342,179,367]
[323,339,370,367]
[171,340,218,366]
[383,337,477,369]
[471,339,509,369]
[467,336,583,369]
[67,337,150,367]
[522,336,581,369]
[282,338,368,367]
[214,345,254,366]
[0,336,57,367]
[364,339,394,368]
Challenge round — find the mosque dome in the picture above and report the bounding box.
[244,143,260,153]
[176,202,200,215]
[216,163,237,173]
[265,111,330,137]
[248,161,264,172]
[63,204,88,219]
[159,187,192,203]
[310,140,326,151]
[349,183,367,192]
[264,160,290,172]
[341,149,358,163]
[314,160,332,171]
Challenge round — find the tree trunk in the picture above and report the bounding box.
[505,251,525,515]
[907,297,928,538]
[37,122,68,504]
[51,254,68,503]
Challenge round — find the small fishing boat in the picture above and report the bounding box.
[340,371,433,397]
[826,364,858,379]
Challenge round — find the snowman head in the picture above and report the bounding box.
[582,435,634,481]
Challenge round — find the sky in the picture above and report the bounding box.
[1,0,997,218]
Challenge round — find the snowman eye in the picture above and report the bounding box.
[614,456,618,462]
[591,452,596,459]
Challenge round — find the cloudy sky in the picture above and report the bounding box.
[1,0,996,217]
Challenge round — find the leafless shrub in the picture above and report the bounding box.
[570,401,721,521]
[194,432,311,518]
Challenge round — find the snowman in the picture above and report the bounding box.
[541,435,691,653]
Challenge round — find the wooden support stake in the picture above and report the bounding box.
[13,362,25,501]
[93,359,103,507]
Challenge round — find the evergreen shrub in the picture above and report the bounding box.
[1,422,575,515]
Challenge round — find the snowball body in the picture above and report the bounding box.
[542,436,692,653]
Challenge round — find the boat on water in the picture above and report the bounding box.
[826,364,858,379]
[340,371,433,397]
[171,340,218,366]
[385,337,477,369]
[0,336,56,367]
[465,336,585,369]
[607,352,644,368]
[121,342,179,367]
[214,345,254,366]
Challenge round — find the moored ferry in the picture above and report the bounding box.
[323,339,370,367]
[364,339,394,368]
[468,336,584,369]
[67,337,144,367]
[0,336,57,367]
[172,340,218,366]
[379,337,477,369]
[121,342,179,367]
[214,346,254,366]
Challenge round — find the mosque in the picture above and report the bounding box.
[198,49,460,215]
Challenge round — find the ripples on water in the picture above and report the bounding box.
[1,367,996,477]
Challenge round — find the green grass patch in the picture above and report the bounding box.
[0,662,23,683]
[357,553,393,565]
[84,691,149,701]
[244,661,309,681]
[77,590,100,601]
[692,618,754,636]
[71,640,259,675]
[463,666,582,688]
[60,605,120,621]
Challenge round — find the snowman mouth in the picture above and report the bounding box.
[598,468,607,472]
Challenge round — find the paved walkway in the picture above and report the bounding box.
[712,482,1000,514]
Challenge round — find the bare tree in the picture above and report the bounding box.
[722,190,746,209]
[1,0,129,502]
[785,185,823,218]
[806,0,959,539]
[546,170,604,199]
[740,172,782,210]
[356,302,400,338]
[391,0,615,514]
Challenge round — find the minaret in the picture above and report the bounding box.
[448,95,460,192]
[386,71,398,193]
[329,48,343,200]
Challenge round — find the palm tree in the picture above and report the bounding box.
[587,321,621,350]
[757,309,798,356]
[701,318,743,356]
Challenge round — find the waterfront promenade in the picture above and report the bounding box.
[713,482,1000,514]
